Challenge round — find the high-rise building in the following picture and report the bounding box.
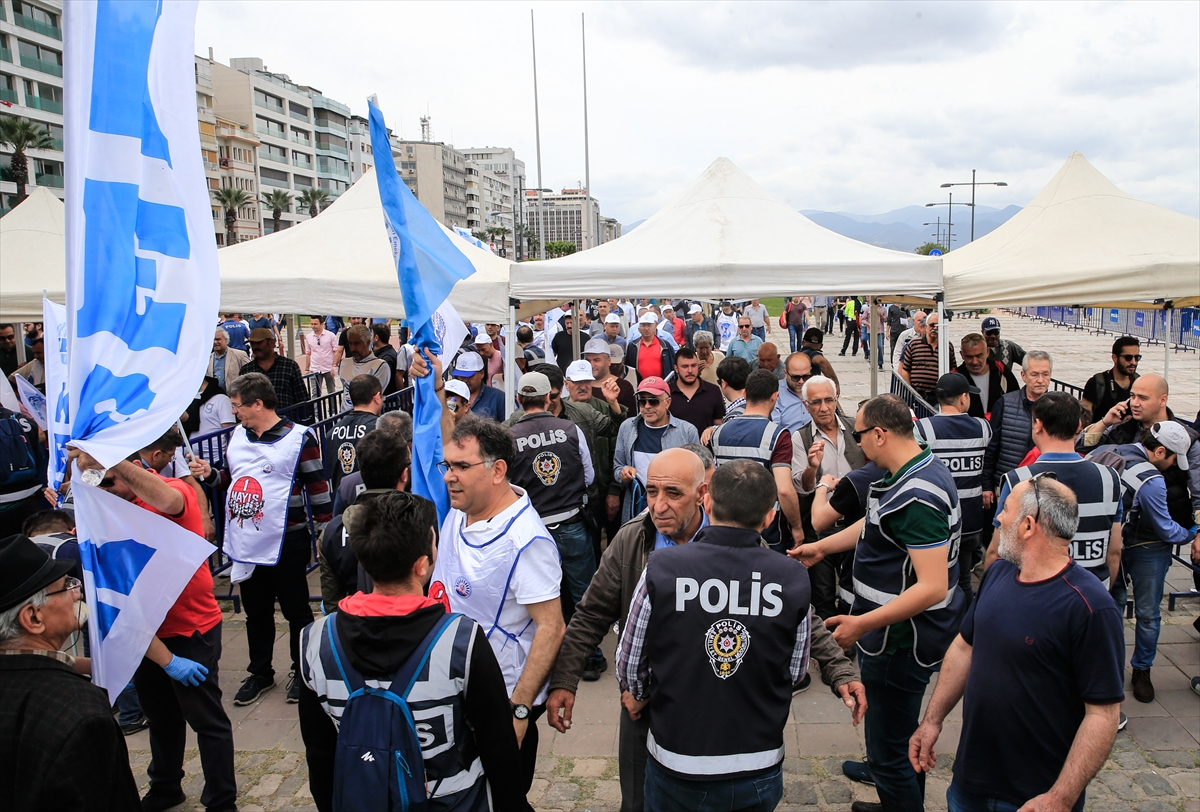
[525,187,614,252]
[0,0,64,211]
[347,114,375,183]
[460,146,526,255]
[465,161,515,257]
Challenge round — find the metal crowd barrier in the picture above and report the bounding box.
[889,372,937,419]
[1014,306,1199,352]
[194,383,416,612]
[1050,378,1085,400]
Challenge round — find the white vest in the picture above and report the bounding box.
[224,422,306,565]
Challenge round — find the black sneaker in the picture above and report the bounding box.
[140,787,186,811]
[791,673,811,695]
[233,674,275,706]
[582,654,608,682]
[842,758,875,786]
[286,671,300,704]
[121,715,150,736]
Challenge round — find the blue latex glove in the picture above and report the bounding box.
[163,655,209,686]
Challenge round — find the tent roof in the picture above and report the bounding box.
[220,169,555,322]
[943,153,1200,310]
[508,157,942,301]
[0,188,66,322]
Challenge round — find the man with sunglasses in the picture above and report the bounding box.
[614,377,700,523]
[910,476,1123,812]
[770,352,814,433]
[804,395,964,812]
[1081,336,1141,422]
[727,317,763,363]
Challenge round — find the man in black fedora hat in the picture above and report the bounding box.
[0,533,141,811]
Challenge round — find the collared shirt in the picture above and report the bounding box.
[212,352,227,389]
[306,330,337,373]
[654,511,710,551]
[0,648,75,667]
[727,335,763,363]
[243,355,309,410]
[725,396,746,419]
[744,303,770,330]
[771,381,812,432]
[813,423,852,480]
[668,378,726,435]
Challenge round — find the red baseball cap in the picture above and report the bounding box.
[636,376,670,397]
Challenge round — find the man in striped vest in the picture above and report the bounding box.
[985,393,1123,588]
[300,492,533,811]
[709,369,806,554]
[915,373,993,601]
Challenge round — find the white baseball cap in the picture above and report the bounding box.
[604,313,622,324]
[473,330,492,345]
[1150,421,1191,469]
[583,337,610,355]
[444,380,471,400]
[637,312,658,325]
[565,360,596,382]
[452,352,484,376]
[688,304,703,315]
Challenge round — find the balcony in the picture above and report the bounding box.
[0,88,16,104]
[25,95,62,114]
[260,174,289,189]
[0,47,11,63]
[204,161,219,172]
[317,163,349,179]
[315,141,348,156]
[15,14,61,40]
[255,125,285,140]
[35,172,63,188]
[292,158,312,170]
[289,109,309,123]
[261,152,288,165]
[290,133,310,147]
[48,138,62,151]
[20,54,62,77]
[254,97,284,115]
[310,94,350,116]
[313,119,346,135]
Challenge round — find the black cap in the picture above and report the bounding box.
[0,534,76,612]
[936,372,980,399]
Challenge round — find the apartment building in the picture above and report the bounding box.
[0,0,63,211]
[465,161,515,257]
[390,138,468,229]
[460,146,525,254]
[525,187,613,251]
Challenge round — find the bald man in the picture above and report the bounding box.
[547,446,862,812]
[757,342,785,381]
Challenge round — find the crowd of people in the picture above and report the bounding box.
[1,298,1199,812]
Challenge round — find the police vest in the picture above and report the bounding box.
[1004,457,1122,586]
[829,462,887,609]
[508,412,586,524]
[642,526,811,780]
[915,414,991,533]
[303,612,489,811]
[326,410,377,492]
[994,390,1036,486]
[1111,444,1170,547]
[224,422,306,565]
[710,414,784,469]
[851,451,965,667]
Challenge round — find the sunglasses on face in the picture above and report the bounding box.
[787,372,812,383]
[739,324,751,329]
[851,426,888,443]
[1120,354,1142,362]
[637,396,662,407]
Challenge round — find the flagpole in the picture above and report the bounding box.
[582,11,592,251]
[531,9,546,261]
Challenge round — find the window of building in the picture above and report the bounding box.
[256,116,285,139]
[0,73,17,105]
[288,102,309,122]
[254,89,284,113]
[17,40,61,74]
[260,167,289,187]
[263,143,288,164]
[12,2,60,37]
[293,174,313,188]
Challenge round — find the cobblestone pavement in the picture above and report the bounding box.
[128,312,1199,810]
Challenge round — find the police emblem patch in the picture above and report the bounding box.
[533,451,561,485]
[337,441,356,474]
[705,618,750,679]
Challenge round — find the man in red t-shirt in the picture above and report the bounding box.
[626,312,675,383]
[72,434,236,812]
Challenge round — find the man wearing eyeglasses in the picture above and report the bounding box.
[770,352,814,433]
[1080,336,1141,422]
[614,377,700,523]
[727,317,763,363]
[982,350,1054,517]
[800,395,964,812]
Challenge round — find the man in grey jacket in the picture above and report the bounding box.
[546,448,865,812]
[613,377,700,522]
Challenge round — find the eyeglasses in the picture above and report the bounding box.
[787,372,813,383]
[46,576,82,597]
[435,459,490,475]
[1030,471,1058,523]
[1119,354,1142,362]
[851,426,887,443]
[806,397,838,408]
[637,396,662,407]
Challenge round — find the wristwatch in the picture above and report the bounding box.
[512,703,531,720]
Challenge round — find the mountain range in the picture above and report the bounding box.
[621,204,1022,252]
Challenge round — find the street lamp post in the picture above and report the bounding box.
[940,170,1007,242]
[922,219,955,251]
[925,192,973,250]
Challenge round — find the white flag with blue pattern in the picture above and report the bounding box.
[74,478,216,703]
[43,298,71,492]
[64,0,219,467]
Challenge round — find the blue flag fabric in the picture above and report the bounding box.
[368,100,476,519]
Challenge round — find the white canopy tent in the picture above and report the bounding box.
[508,156,943,301]
[0,187,66,322]
[943,153,1200,310]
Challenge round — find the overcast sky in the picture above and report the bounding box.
[195,1,1200,226]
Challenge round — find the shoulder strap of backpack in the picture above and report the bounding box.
[325,613,366,694]
[393,612,461,699]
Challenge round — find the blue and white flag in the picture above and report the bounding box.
[74,477,215,703]
[64,0,219,468]
[13,375,47,430]
[368,98,475,520]
[44,298,71,491]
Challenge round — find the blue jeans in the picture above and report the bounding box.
[1111,542,1172,669]
[644,758,783,812]
[549,517,596,622]
[752,327,766,341]
[947,783,1022,812]
[860,649,934,812]
[116,681,143,725]
[788,324,802,352]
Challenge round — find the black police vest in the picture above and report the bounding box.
[1111,444,1173,547]
[326,410,377,492]
[643,526,811,780]
[916,414,991,533]
[508,411,587,524]
[1004,457,1122,585]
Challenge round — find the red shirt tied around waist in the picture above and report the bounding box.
[133,472,223,638]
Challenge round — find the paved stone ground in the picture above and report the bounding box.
[127,311,1200,811]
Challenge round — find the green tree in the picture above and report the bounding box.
[0,117,55,207]
[915,242,946,255]
[261,189,293,234]
[211,187,252,246]
[486,225,511,245]
[545,240,577,259]
[297,187,332,218]
[515,223,539,258]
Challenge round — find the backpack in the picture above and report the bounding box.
[0,412,37,487]
[327,611,460,812]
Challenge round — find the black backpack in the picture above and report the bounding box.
[0,412,37,487]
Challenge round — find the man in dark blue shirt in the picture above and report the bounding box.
[909,476,1124,812]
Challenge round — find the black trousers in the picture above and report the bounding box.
[958,530,983,603]
[241,530,314,679]
[133,624,237,811]
[841,327,859,355]
[619,707,650,812]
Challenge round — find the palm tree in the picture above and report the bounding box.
[0,117,55,207]
[261,189,293,234]
[296,187,332,218]
[211,187,252,246]
[486,225,512,248]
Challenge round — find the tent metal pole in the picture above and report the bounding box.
[869,295,878,397]
[937,298,948,378]
[505,302,517,418]
[1164,305,1172,384]
[286,314,296,359]
[572,299,582,363]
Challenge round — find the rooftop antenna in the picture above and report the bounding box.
[420,115,432,143]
